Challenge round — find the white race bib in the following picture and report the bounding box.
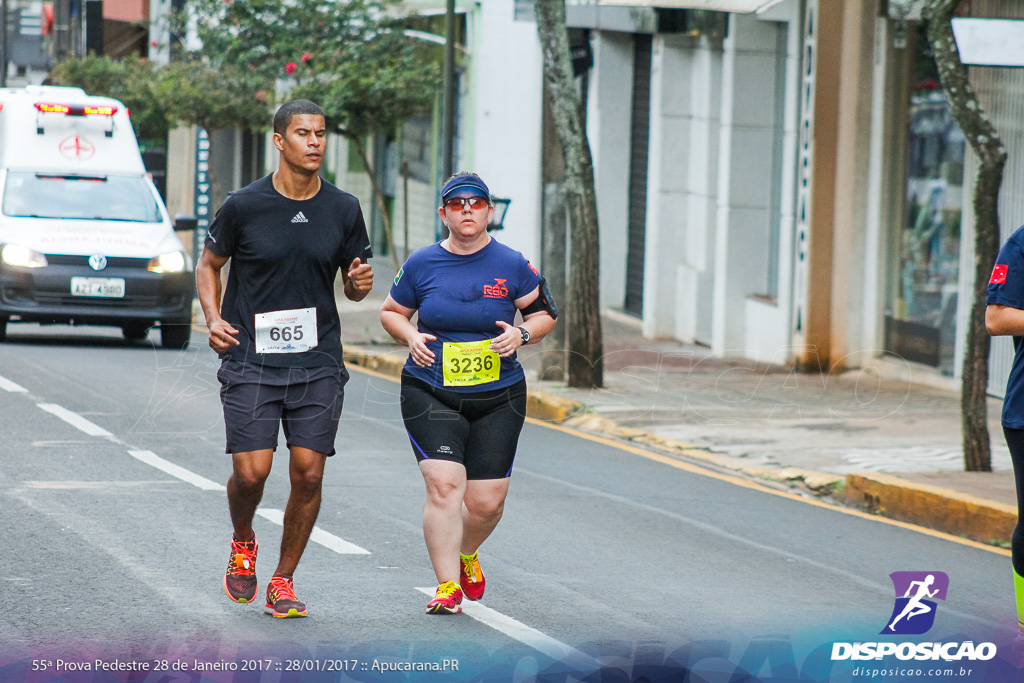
[255,307,317,354]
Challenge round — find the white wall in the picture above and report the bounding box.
[712,14,781,354]
[742,1,803,363]
[588,31,633,310]
[674,37,723,345]
[469,0,545,263]
[643,34,700,339]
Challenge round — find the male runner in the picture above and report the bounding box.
[196,99,373,618]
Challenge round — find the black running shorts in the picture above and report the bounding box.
[400,370,527,480]
[217,360,346,456]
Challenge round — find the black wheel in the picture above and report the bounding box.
[122,322,151,342]
[0,317,7,342]
[161,323,191,350]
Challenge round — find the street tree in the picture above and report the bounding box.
[535,0,603,388]
[924,0,1007,472]
[155,57,271,209]
[187,0,440,269]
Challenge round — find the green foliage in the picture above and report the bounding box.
[186,0,440,137]
[48,1,439,158]
[155,58,270,133]
[48,54,171,142]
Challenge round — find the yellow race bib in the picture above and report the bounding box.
[442,340,501,387]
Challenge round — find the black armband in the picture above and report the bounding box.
[522,277,559,319]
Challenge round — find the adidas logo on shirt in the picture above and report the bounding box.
[291,212,309,224]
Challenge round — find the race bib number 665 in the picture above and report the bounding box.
[255,307,317,354]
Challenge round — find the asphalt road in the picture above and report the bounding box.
[0,323,1019,682]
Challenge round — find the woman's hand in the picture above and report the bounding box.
[490,321,522,358]
[409,332,438,366]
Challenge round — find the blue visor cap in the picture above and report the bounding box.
[441,175,490,202]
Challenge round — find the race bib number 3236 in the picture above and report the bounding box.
[442,340,500,387]
[255,307,317,354]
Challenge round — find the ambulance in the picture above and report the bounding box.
[0,85,194,348]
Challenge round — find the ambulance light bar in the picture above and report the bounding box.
[34,103,118,116]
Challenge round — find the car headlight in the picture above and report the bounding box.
[1,244,47,268]
[147,251,190,273]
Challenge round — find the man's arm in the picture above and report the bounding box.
[195,248,239,352]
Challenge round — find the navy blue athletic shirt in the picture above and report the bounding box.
[988,225,1024,428]
[390,239,542,392]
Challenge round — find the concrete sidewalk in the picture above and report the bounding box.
[337,290,1018,549]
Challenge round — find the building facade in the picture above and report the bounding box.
[552,0,1024,395]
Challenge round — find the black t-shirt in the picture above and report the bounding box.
[205,174,372,368]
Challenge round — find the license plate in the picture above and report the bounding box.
[70,277,125,298]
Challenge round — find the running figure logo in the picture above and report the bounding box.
[881,571,949,635]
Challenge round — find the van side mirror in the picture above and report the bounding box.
[174,214,198,232]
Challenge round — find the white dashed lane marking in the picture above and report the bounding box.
[128,450,226,492]
[37,403,114,437]
[256,508,370,555]
[0,374,27,392]
[415,587,598,669]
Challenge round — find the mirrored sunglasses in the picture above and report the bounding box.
[444,196,490,211]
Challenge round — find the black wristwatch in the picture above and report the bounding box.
[518,326,531,345]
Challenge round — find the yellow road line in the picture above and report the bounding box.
[348,364,1011,557]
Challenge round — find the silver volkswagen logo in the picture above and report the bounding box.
[88,255,107,271]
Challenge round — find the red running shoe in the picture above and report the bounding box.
[426,580,463,615]
[265,575,308,618]
[223,535,258,603]
[459,551,485,601]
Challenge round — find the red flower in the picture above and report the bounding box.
[301,52,311,63]
[285,62,297,75]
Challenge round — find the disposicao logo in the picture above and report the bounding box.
[830,571,996,663]
[882,571,948,635]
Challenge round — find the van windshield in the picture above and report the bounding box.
[2,172,162,223]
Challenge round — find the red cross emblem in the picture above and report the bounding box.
[59,135,96,160]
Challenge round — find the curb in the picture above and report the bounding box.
[343,345,1015,547]
[343,344,584,424]
[844,473,1016,545]
[344,346,408,379]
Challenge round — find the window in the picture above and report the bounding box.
[885,25,965,375]
[3,172,162,223]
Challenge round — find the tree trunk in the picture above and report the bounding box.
[540,180,568,381]
[925,0,1007,472]
[343,131,401,271]
[535,0,603,389]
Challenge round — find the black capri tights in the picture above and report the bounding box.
[400,370,527,480]
[1002,427,1024,575]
